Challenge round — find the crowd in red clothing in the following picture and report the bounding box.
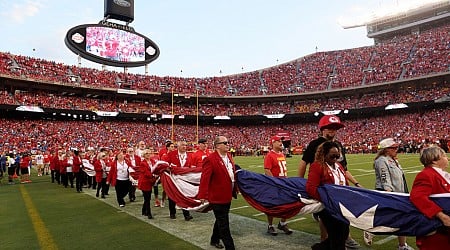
[0,80,448,116]
[1,23,448,97]
[0,106,448,156]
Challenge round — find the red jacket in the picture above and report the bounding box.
[138,160,156,191]
[192,149,212,168]
[166,150,195,169]
[197,151,237,204]
[72,155,82,173]
[410,166,450,218]
[410,166,450,249]
[306,161,348,201]
[106,160,129,187]
[125,154,141,180]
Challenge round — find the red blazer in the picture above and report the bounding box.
[59,158,68,174]
[125,154,141,180]
[50,154,59,171]
[410,166,450,219]
[410,166,450,249]
[197,151,237,204]
[72,155,82,173]
[192,149,212,168]
[93,159,105,183]
[166,150,194,169]
[138,160,156,191]
[106,160,129,187]
[306,161,348,201]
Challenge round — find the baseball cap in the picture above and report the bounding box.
[270,135,284,144]
[198,138,207,144]
[379,138,399,149]
[318,115,345,130]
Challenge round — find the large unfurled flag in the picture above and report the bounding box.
[236,168,323,218]
[318,184,449,236]
[82,159,95,177]
[154,162,210,212]
[235,168,450,237]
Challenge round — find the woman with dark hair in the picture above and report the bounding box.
[306,141,349,250]
[410,146,450,250]
[107,151,131,207]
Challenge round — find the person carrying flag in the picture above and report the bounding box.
[264,135,293,236]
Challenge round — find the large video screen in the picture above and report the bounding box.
[65,23,159,67]
[86,26,144,62]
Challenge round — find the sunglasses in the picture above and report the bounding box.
[216,141,229,145]
[329,154,340,159]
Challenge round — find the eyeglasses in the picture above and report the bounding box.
[216,141,229,145]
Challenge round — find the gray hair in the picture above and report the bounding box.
[420,146,445,166]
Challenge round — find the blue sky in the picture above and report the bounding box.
[0,0,442,77]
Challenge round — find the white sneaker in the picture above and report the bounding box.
[398,243,414,250]
[363,231,374,246]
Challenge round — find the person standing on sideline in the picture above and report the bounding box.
[198,136,237,250]
[138,149,157,219]
[410,146,450,250]
[107,151,131,208]
[125,147,141,202]
[192,138,212,168]
[154,141,174,207]
[298,115,361,249]
[166,140,194,221]
[264,135,293,236]
[72,149,83,193]
[94,152,108,198]
[306,141,349,250]
[373,138,414,250]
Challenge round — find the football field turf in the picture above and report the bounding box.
[2,153,441,249]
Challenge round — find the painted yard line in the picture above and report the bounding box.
[374,235,397,245]
[20,185,58,250]
[253,212,266,217]
[287,217,307,223]
[230,205,250,211]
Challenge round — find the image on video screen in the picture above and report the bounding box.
[86,26,145,62]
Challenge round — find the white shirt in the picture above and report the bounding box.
[116,160,129,180]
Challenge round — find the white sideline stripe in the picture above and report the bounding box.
[374,235,397,245]
[287,217,306,223]
[253,212,265,217]
[230,205,249,211]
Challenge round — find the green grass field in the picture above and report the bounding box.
[1,153,446,250]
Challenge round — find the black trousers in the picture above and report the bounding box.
[60,173,68,187]
[312,209,349,250]
[142,190,152,216]
[75,171,83,192]
[67,172,74,187]
[96,177,107,196]
[211,203,235,250]
[115,179,131,206]
[168,198,190,218]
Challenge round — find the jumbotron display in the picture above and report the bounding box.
[65,22,159,67]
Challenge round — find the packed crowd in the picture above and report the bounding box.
[0,80,448,116]
[0,23,448,97]
[0,107,448,156]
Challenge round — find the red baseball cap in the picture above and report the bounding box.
[318,115,345,130]
[270,135,284,144]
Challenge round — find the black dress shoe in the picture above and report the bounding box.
[210,242,224,249]
[148,215,153,219]
[170,214,176,219]
[184,215,193,221]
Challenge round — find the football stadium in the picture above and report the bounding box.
[0,1,449,250]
